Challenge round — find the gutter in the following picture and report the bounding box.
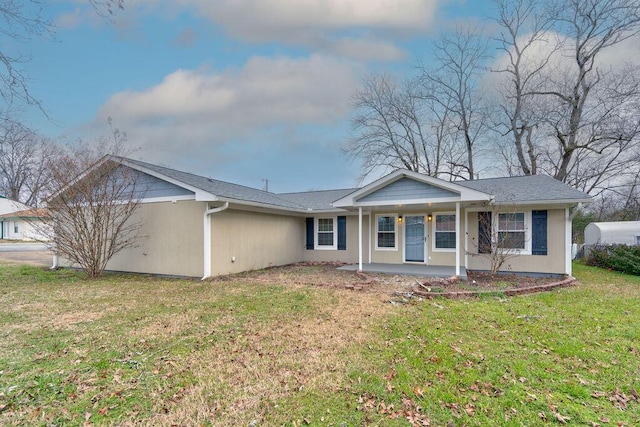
[202,202,229,280]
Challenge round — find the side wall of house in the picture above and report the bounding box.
[104,200,205,276]
[466,208,566,274]
[210,209,304,276]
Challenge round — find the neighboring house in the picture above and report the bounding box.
[0,196,33,240]
[0,208,51,241]
[584,221,640,251]
[0,195,30,216]
[58,156,592,278]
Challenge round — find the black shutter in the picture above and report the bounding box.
[478,211,492,254]
[305,217,314,250]
[337,216,347,250]
[532,210,548,255]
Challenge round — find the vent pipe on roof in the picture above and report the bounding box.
[202,202,229,280]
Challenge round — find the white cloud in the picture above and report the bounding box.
[95,54,360,177]
[487,31,640,95]
[325,37,408,62]
[54,8,84,29]
[178,0,437,35]
[99,54,358,127]
[171,0,438,61]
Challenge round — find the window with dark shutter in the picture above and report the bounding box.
[532,210,548,255]
[305,217,314,250]
[478,211,492,254]
[337,216,346,250]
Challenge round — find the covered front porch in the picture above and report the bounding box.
[338,262,467,279]
[332,170,493,278]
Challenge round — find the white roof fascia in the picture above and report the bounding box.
[214,196,310,214]
[333,169,492,208]
[491,198,593,207]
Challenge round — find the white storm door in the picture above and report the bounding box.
[404,215,425,263]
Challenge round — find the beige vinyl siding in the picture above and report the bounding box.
[210,209,303,276]
[466,209,566,274]
[304,215,368,264]
[105,200,205,277]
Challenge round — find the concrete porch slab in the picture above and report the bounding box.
[337,263,467,279]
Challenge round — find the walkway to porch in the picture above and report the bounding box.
[338,263,467,279]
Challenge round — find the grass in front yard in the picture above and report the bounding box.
[0,262,639,426]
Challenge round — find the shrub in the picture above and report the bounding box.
[585,244,640,275]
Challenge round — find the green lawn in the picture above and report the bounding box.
[0,262,638,426]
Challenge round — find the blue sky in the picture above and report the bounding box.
[19,0,500,192]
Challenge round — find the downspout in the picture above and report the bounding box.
[51,243,58,270]
[202,202,229,280]
[566,202,584,276]
[569,202,584,220]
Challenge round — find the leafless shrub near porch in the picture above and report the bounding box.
[470,205,528,275]
[40,126,146,278]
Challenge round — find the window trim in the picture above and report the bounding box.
[495,211,531,254]
[375,214,398,251]
[314,217,337,250]
[432,212,457,252]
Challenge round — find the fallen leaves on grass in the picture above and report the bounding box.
[358,393,431,426]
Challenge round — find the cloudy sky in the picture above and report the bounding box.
[20,0,497,192]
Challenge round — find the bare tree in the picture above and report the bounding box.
[0,116,59,205]
[0,0,125,111]
[491,0,557,176]
[345,73,461,181]
[534,0,640,189]
[0,1,52,110]
[44,124,144,278]
[418,25,491,180]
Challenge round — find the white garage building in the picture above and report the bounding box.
[584,221,640,248]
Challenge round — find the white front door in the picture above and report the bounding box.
[404,215,426,263]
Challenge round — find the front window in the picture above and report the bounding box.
[376,215,397,249]
[13,222,18,234]
[497,213,526,249]
[315,218,336,249]
[434,213,456,250]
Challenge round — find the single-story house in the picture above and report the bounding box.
[0,208,52,241]
[0,196,42,240]
[57,156,592,278]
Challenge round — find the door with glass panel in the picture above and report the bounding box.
[404,215,425,263]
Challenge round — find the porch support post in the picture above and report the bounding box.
[455,202,461,277]
[368,212,372,263]
[565,207,572,276]
[358,207,363,271]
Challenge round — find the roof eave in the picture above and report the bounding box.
[215,196,312,214]
[492,198,593,206]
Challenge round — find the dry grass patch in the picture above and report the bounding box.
[2,262,639,426]
[147,288,390,426]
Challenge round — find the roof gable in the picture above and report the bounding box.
[334,169,492,208]
[357,177,458,203]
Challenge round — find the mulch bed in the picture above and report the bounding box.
[220,262,576,299]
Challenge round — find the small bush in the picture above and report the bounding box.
[585,244,640,275]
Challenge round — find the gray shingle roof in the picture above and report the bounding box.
[121,157,590,210]
[123,157,355,210]
[123,158,310,210]
[457,174,591,203]
[278,188,358,211]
